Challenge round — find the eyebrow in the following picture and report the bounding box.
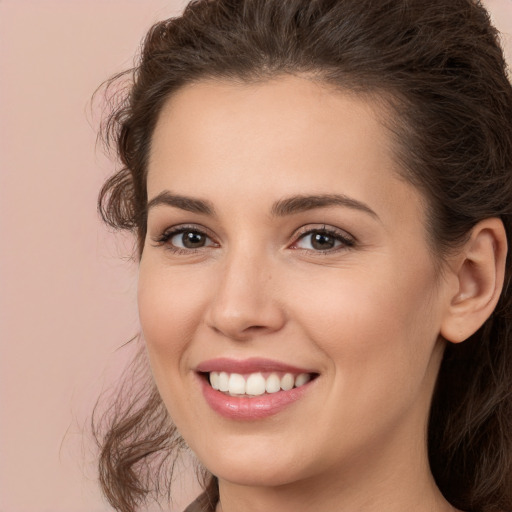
[270,194,379,220]
[147,191,216,216]
[146,190,378,220]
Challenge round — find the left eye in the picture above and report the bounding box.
[294,230,353,251]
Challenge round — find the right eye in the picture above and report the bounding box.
[153,226,218,253]
[171,229,212,249]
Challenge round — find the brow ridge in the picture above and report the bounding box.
[146,191,378,220]
[271,194,378,219]
[147,191,215,216]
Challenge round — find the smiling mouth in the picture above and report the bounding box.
[202,371,318,397]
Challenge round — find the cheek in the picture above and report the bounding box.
[137,257,208,369]
[291,257,442,403]
[137,257,213,430]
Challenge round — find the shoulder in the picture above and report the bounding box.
[183,493,216,512]
[182,499,205,512]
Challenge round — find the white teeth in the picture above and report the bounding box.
[210,371,220,390]
[280,373,294,391]
[246,373,266,396]
[208,370,313,396]
[228,373,246,395]
[265,373,281,393]
[218,372,229,392]
[295,373,311,387]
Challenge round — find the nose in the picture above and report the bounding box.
[204,249,286,341]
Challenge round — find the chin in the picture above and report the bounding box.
[210,461,301,488]
[191,434,318,488]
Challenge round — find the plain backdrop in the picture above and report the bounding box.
[0,1,511,511]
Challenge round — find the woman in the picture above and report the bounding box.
[92,1,512,511]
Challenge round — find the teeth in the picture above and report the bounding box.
[210,371,220,390]
[295,373,311,387]
[246,373,266,396]
[265,373,281,393]
[228,373,246,395]
[280,373,294,391]
[208,371,312,396]
[218,372,229,392]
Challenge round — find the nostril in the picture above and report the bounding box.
[245,325,268,332]
[204,287,287,340]
[207,322,275,341]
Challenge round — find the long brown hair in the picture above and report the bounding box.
[92,1,512,511]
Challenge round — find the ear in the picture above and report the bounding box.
[440,218,508,344]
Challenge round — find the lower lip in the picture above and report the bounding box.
[199,375,315,420]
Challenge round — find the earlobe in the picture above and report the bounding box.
[440,218,507,344]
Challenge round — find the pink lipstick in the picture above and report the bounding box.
[196,358,318,420]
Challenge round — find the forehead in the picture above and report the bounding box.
[149,76,389,175]
[147,76,425,228]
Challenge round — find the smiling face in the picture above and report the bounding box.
[138,76,452,494]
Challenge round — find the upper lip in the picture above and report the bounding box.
[196,357,316,375]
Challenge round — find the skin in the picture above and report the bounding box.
[138,75,505,512]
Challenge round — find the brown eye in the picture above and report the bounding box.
[171,230,210,249]
[310,232,336,250]
[181,231,206,248]
[294,228,354,252]
[153,225,219,254]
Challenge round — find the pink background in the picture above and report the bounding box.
[0,1,510,511]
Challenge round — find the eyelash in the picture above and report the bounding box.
[151,224,356,255]
[291,225,356,253]
[152,224,217,255]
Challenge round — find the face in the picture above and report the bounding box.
[139,76,451,490]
